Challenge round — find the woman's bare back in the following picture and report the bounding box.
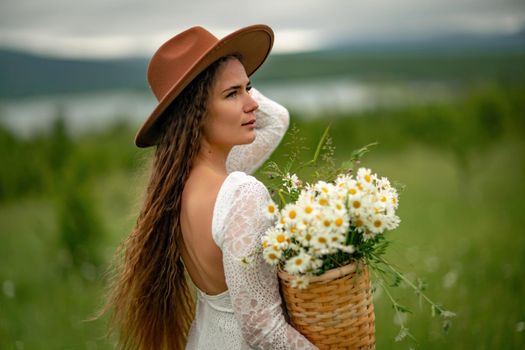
[180,166,229,295]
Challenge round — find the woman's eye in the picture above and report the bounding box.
[247,85,252,92]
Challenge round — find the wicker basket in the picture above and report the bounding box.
[278,262,375,350]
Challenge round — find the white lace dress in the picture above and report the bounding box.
[185,88,318,349]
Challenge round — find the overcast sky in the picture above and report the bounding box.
[1,0,524,58]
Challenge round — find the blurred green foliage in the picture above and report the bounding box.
[0,82,524,349]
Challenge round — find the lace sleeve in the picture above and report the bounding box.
[219,178,318,349]
[226,87,290,175]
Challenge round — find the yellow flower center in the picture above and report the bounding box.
[355,219,363,227]
[348,188,357,195]
[335,218,344,227]
[323,220,331,227]
[319,198,328,206]
[381,196,387,202]
[374,220,382,228]
[295,258,303,266]
[276,234,285,243]
[268,253,277,260]
[365,174,371,183]
[289,210,297,219]
[352,201,361,209]
[268,205,275,213]
[318,237,327,244]
[305,206,313,214]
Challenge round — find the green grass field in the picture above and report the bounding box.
[1,82,524,349]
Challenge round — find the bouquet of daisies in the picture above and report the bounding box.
[262,167,400,289]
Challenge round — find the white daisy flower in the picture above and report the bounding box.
[335,173,352,188]
[385,215,401,230]
[376,176,391,190]
[311,230,331,251]
[352,215,367,233]
[282,204,300,226]
[328,231,345,247]
[264,226,289,250]
[297,198,317,223]
[263,246,282,265]
[285,250,313,274]
[296,229,314,247]
[332,243,355,254]
[315,180,335,196]
[334,214,347,232]
[264,199,278,220]
[357,167,377,188]
[290,275,310,289]
[367,213,388,234]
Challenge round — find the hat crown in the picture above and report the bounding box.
[147,27,219,101]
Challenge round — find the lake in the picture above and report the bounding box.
[0,77,458,138]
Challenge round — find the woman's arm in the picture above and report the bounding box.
[226,87,290,175]
[219,178,318,349]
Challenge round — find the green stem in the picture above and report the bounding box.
[371,270,417,343]
[277,189,287,207]
[304,122,332,166]
[376,255,445,313]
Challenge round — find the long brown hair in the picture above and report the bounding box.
[101,54,238,349]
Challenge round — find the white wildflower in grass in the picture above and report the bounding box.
[284,173,302,192]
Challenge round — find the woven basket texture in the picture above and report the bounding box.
[278,262,375,349]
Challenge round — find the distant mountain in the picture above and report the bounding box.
[0,50,148,97]
[1,30,523,98]
[324,28,525,54]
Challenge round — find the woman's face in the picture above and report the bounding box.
[202,57,259,149]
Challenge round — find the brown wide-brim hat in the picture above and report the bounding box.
[135,24,274,148]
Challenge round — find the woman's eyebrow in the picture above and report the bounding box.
[222,81,252,93]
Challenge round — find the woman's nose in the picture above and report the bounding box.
[244,93,259,114]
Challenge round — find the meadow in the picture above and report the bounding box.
[1,81,524,349]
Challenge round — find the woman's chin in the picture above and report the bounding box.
[237,133,256,145]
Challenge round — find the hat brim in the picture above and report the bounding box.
[135,24,274,148]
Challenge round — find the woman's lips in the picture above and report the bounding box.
[242,119,256,127]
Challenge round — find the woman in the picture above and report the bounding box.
[103,25,318,349]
